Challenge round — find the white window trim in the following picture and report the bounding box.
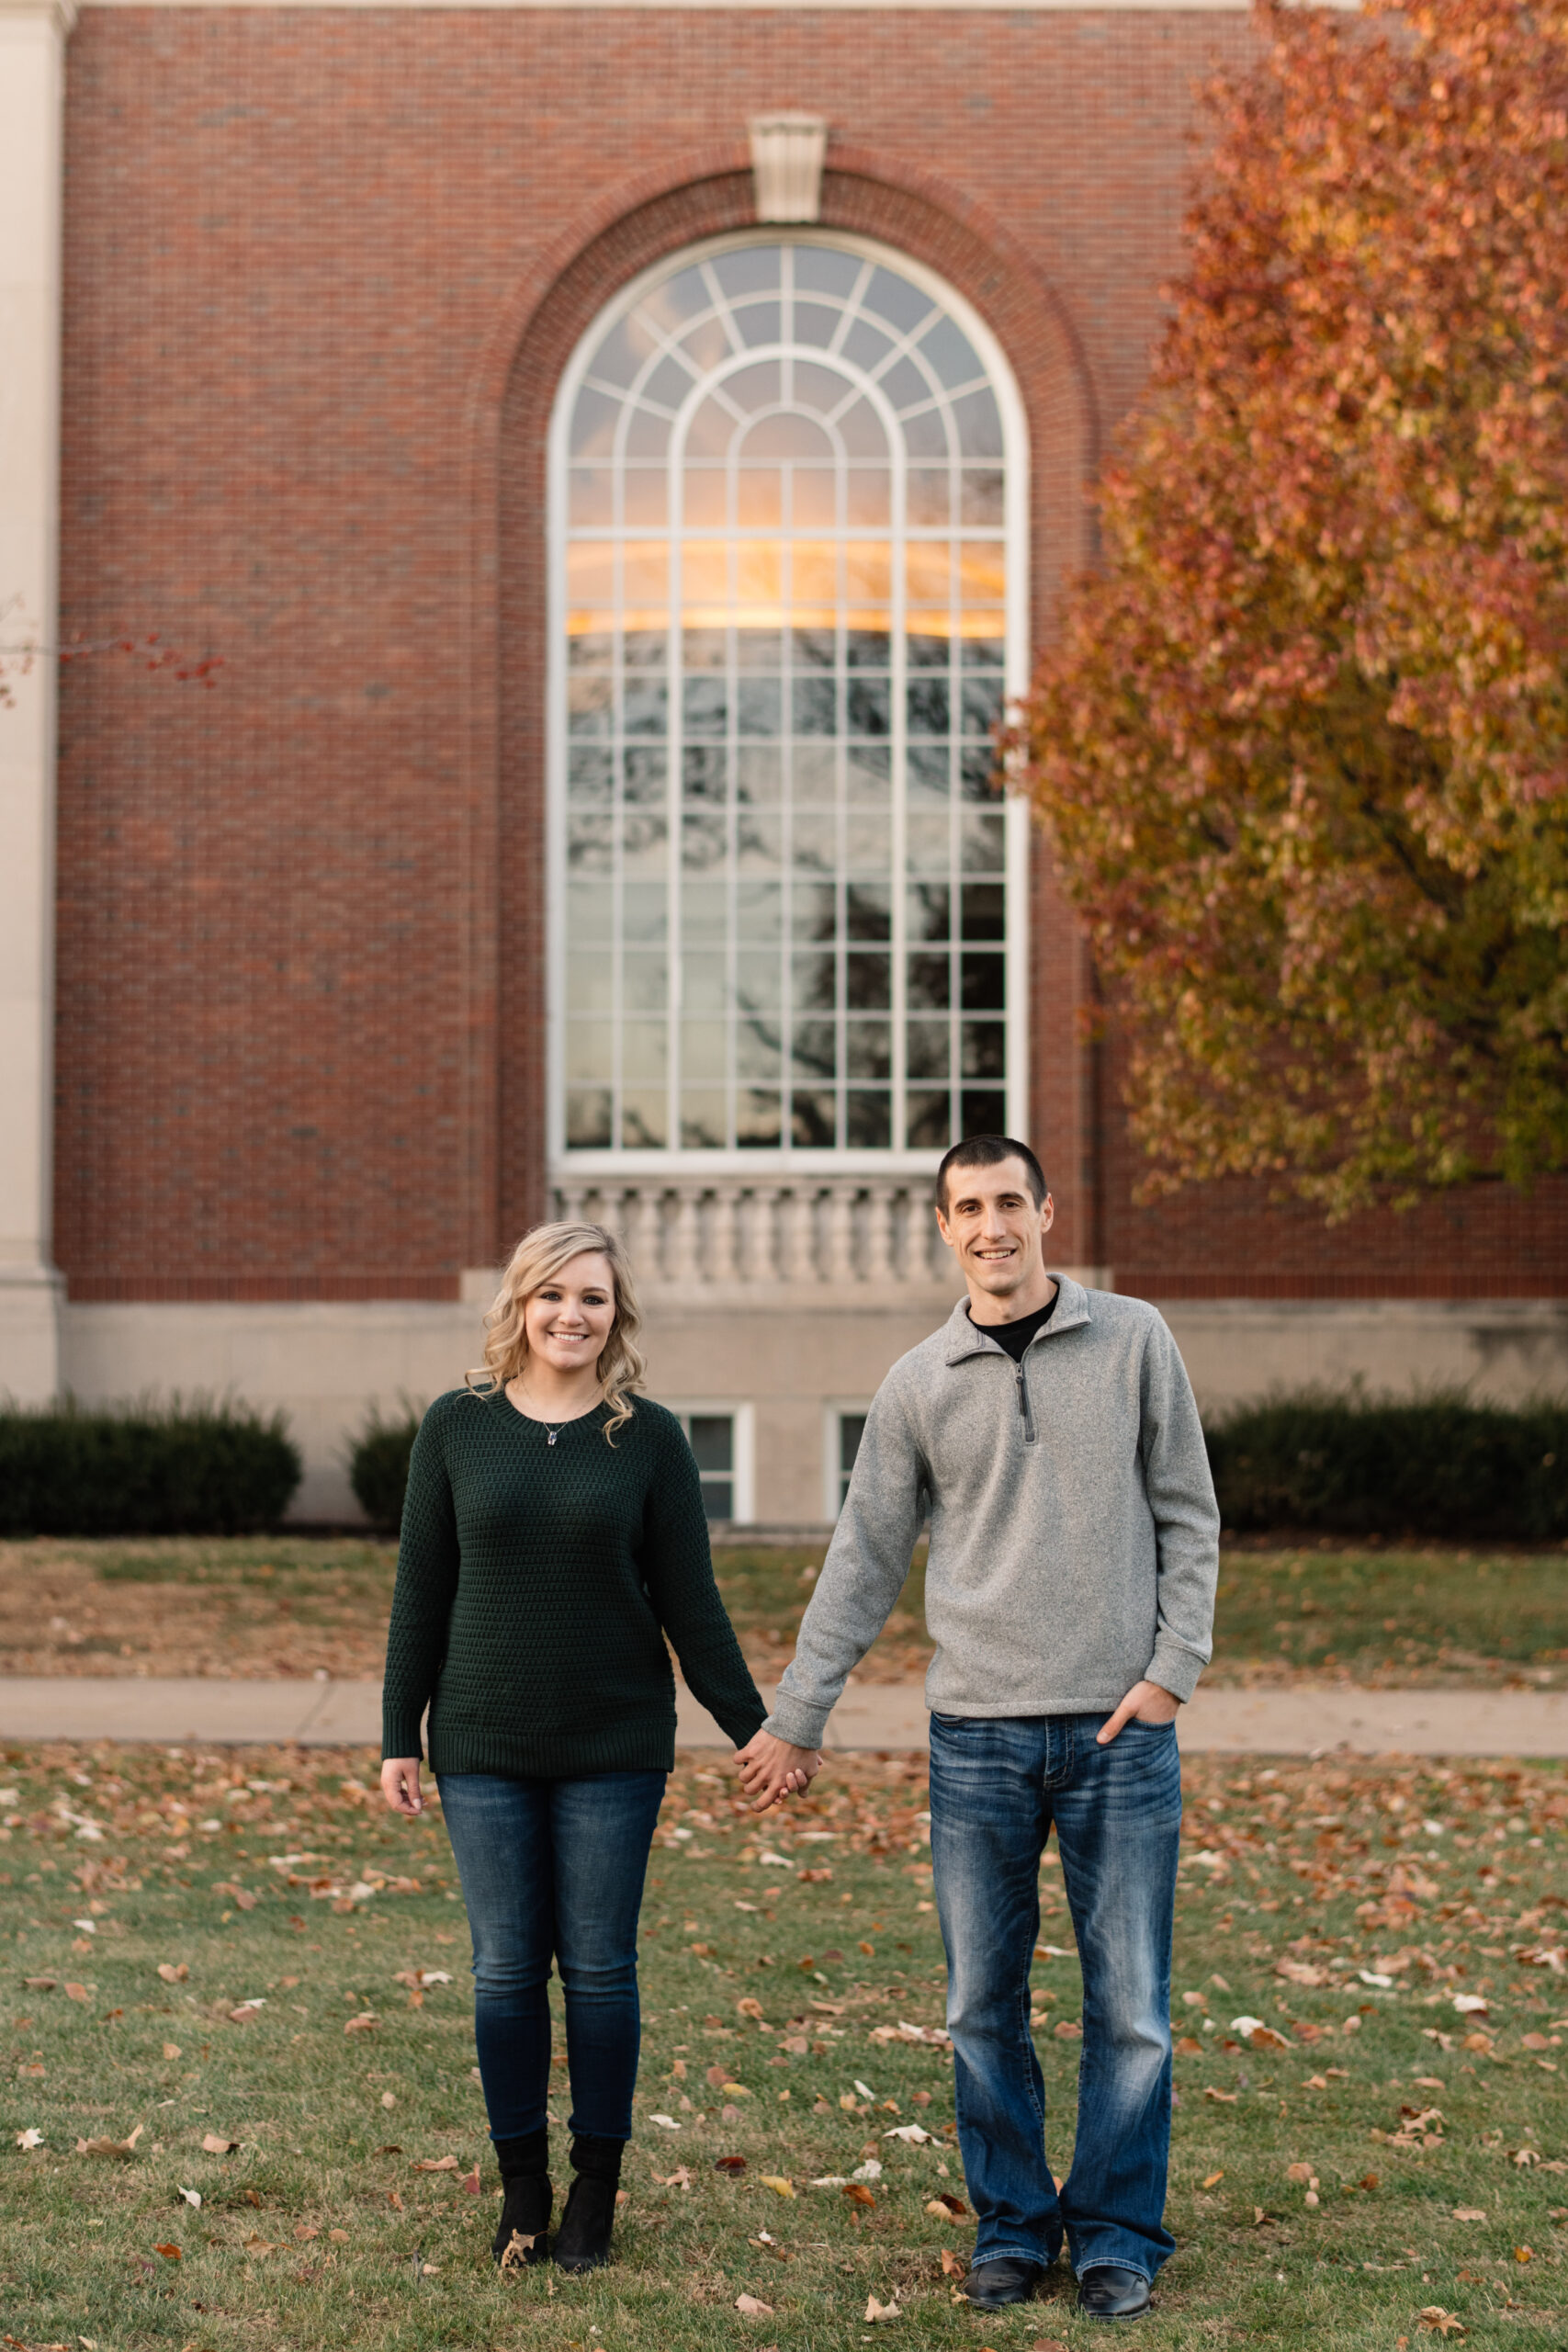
[546,225,1032,1180]
[668,1397,755,1524]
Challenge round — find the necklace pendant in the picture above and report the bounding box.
[547,1429,558,1445]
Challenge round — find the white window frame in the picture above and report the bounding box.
[547,228,1032,1180]
[667,1398,756,1526]
[821,1396,874,1521]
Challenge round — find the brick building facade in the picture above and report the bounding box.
[3,0,1563,1519]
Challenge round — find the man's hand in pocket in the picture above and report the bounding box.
[1096,1679,1181,1746]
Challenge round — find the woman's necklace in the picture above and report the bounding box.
[512,1383,589,1444]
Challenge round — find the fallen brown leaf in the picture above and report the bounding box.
[864,2296,900,2322]
[735,2294,774,2316]
[201,2133,239,2154]
[76,2126,143,2159]
[412,2156,458,2172]
[1201,2170,1224,2188]
[152,2243,181,2262]
[64,1983,88,2005]
[157,1962,189,1984]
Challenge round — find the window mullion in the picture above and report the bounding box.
[890,395,908,1155]
[668,432,684,1156]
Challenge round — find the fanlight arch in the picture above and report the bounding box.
[548,231,1029,1167]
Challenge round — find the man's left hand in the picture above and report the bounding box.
[1096,1679,1181,1745]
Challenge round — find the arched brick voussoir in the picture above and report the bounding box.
[468,152,1098,1247]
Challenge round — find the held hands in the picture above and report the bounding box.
[735,1729,824,1813]
[381,1757,424,1815]
[1096,1679,1181,1747]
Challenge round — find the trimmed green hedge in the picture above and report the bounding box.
[1206,1390,1568,1540]
[0,1399,301,1536]
[347,1408,423,1536]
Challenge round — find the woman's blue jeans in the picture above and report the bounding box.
[437,1769,666,2145]
[928,1711,1181,2282]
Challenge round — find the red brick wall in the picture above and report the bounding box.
[64,6,1551,1305]
[1103,1033,1568,1300]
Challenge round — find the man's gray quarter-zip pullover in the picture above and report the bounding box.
[764,1278,1220,1748]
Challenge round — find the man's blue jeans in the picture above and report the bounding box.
[437,1769,666,2144]
[928,1711,1181,2283]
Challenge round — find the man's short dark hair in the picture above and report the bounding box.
[935,1134,1050,1213]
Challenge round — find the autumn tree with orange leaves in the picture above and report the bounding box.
[1012,0,1568,1219]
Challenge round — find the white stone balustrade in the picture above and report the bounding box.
[548,1174,956,1294]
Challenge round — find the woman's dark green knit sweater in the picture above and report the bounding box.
[380,1387,767,1780]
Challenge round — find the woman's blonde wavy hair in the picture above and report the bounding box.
[466,1220,647,1442]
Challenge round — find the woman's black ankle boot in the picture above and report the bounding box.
[491,2130,551,2267]
[552,2133,623,2274]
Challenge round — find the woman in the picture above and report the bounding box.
[379,1220,804,2273]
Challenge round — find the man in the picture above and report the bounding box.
[737,1136,1219,2322]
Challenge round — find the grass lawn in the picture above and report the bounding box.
[4,1742,1568,2349]
[2,1539,1564,1688]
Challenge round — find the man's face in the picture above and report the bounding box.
[934,1158,1055,1299]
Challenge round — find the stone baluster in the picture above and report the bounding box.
[556,1183,589,1230]
[826,1182,858,1283]
[919,1194,946,1283]
[865,1180,897,1283]
[710,1183,741,1283]
[619,1188,660,1285]
[594,1176,629,1250]
[781,1186,817,1283]
[668,1186,704,1284]
[747,1184,783,1282]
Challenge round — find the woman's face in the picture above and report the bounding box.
[522,1251,617,1379]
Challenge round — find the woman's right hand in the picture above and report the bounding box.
[381,1756,424,1815]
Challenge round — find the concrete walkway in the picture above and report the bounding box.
[3,1676,1567,1758]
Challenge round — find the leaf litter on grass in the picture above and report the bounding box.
[5,1736,1568,2347]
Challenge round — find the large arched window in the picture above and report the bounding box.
[548,232,1028,1168]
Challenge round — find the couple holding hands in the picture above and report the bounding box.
[379,1135,1220,2319]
